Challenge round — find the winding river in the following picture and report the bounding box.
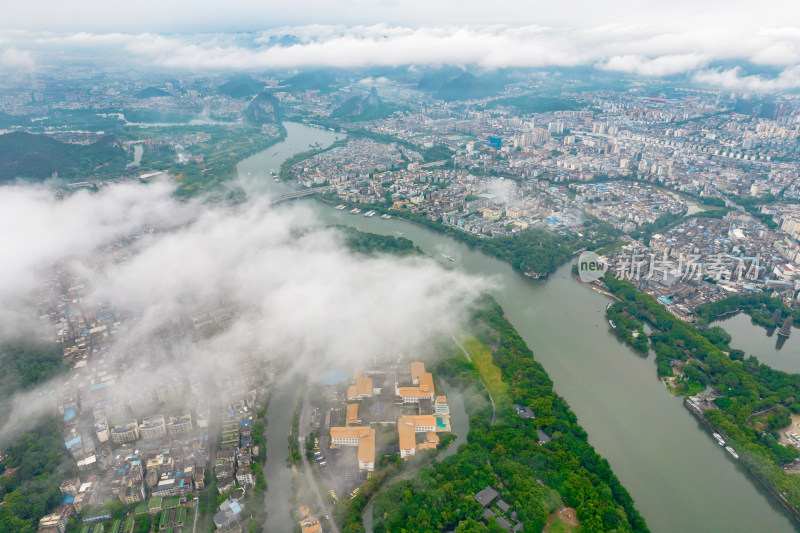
[239,122,798,533]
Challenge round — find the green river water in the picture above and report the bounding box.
[239,122,798,533]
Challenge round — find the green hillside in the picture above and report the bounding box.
[433,72,509,101]
[0,132,128,182]
[219,74,266,98]
[333,87,396,121]
[242,90,283,125]
[486,95,585,114]
[283,69,338,92]
[134,87,172,98]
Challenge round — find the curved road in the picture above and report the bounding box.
[298,390,340,533]
[451,334,496,426]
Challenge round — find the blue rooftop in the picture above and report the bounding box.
[323,370,348,386]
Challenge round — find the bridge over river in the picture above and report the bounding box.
[267,186,331,204]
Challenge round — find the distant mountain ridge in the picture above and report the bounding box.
[283,69,337,92]
[242,91,283,125]
[134,87,172,99]
[219,74,266,98]
[434,72,508,101]
[0,132,127,182]
[333,87,396,121]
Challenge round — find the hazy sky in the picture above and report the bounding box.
[1,0,798,33]
[1,1,799,89]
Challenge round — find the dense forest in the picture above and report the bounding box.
[603,274,800,515]
[394,213,620,277]
[339,227,422,256]
[0,132,128,182]
[0,340,64,419]
[0,341,74,532]
[369,297,648,533]
[694,292,800,329]
[0,419,77,533]
[485,96,584,114]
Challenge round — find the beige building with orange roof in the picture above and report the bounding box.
[396,362,436,403]
[346,403,360,426]
[398,415,440,459]
[329,426,376,472]
[347,373,373,400]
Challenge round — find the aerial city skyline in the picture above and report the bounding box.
[1,2,800,533]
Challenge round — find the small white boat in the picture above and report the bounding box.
[364,210,376,217]
[335,205,346,210]
[381,214,391,219]
[441,254,455,262]
[350,208,362,214]
[609,320,617,329]
[725,446,739,459]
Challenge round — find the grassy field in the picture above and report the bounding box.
[545,518,579,533]
[463,337,510,407]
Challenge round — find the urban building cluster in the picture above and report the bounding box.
[310,359,451,505]
[598,211,800,320]
[286,83,800,313]
[34,235,274,533]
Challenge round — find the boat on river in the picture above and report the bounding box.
[350,208,362,214]
[609,320,617,329]
[335,205,346,210]
[726,446,739,459]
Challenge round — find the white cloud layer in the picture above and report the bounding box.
[3,22,800,91]
[0,182,488,442]
[0,46,34,70]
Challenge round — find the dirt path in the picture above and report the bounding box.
[544,507,580,532]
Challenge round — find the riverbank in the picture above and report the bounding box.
[244,122,798,533]
[570,270,622,301]
[313,192,606,279]
[685,398,800,525]
[368,298,648,532]
[604,273,800,527]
